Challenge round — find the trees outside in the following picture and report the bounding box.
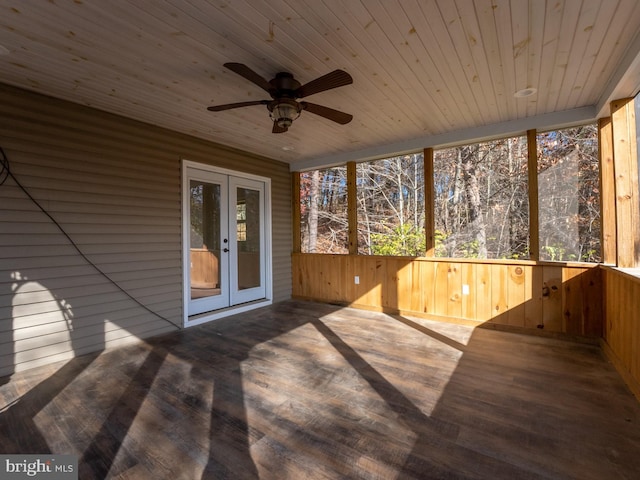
[434,136,529,259]
[300,167,348,253]
[537,124,601,262]
[299,154,425,255]
[299,124,600,262]
[356,154,425,255]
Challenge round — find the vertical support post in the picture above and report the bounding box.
[347,161,358,255]
[424,147,436,256]
[527,129,540,261]
[292,171,301,253]
[598,117,617,264]
[611,98,640,268]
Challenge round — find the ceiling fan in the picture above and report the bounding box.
[207,63,353,133]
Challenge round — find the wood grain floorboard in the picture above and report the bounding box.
[1,300,639,479]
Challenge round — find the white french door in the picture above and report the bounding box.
[183,163,269,320]
[228,175,266,305]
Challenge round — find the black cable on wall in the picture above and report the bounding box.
[0,146,181,329]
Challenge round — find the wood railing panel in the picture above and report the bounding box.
[562,267,585,334]
[475,263,492,321]
[447,262,463,318]
[395,259,413,313]
[410,260,424,313]
[461,262,476,320]
[491,264,509,320]
[524,265,543,329]
[583,268,603,337]
[507,265,526,327]
[292,253,602,337]
[421,260,436,315]
[433,262,449,317]
[383,258,399,310]
[602,268,640,399]
[541,266,563,332]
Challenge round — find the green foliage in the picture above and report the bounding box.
[582,249,599,262]
[459,239,480,258]
[433,230,483,258]
[434,230,449,257]
[370,223,425,256]
[541,245,577,262]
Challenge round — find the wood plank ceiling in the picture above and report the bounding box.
[0,1,639,170]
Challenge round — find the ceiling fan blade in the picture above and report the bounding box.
[301,102,353,125]
[207,100,269,112]
[272,121,288,134]
[295,70,353,98]
[224,63,273,93]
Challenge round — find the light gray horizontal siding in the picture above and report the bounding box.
[0,83,292,377]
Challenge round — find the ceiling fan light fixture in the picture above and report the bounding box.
[269,100,301,128]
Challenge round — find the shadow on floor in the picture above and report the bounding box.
[1,300,640,479]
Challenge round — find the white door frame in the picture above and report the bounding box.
[182,160,273,327]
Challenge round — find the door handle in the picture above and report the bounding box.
[223,248,229,253]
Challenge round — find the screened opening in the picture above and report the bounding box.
[356,153,425,256]
[297,124,601,264]
[300,167,348,254]
[537,124,600,262]
[433,136,530,259]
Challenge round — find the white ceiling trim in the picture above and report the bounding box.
[596,30,640,118]
[290,106,597,171]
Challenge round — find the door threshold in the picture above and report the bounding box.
[185,298,272,327]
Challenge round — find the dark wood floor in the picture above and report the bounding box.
[1,300,639,479]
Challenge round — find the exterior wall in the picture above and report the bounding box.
[0,84,292,377]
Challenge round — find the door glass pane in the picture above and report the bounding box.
[237,187,261,290]
[190,180,222,299]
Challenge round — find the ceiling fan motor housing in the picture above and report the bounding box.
[270,72,301,97]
